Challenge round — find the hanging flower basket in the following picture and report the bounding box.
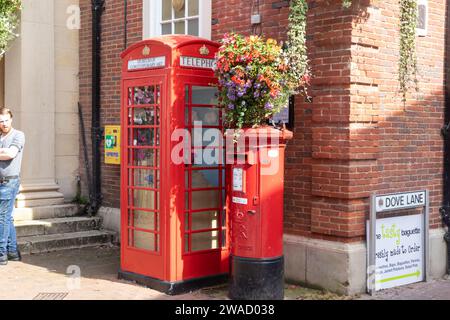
[215,33,309,131]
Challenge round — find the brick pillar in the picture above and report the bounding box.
[308,1,380,240]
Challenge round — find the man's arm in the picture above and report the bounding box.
[0,131,25,161]
[0,146,19,160]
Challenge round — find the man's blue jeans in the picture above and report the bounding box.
[0,178,20,258]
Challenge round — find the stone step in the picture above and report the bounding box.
[18,230,115,255]
[15,216,102,237]
[14,204,81,221]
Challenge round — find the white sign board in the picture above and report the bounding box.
[180,56,217,70]
[367,190,429,295]
[375,191,426,212]
[232,197,248,205]
[233,168,243,191]
[128,56,166,70]
[371,214,424,291]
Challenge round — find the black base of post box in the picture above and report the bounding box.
[229,255,284,300]
[118,269,228,295]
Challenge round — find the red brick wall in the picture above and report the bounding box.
[79,0,142,208]
[80,0,447,243]
[373,0,444,229]
[212,0,290,42]
[214,0,446,242]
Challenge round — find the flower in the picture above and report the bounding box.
[215,33,306,130]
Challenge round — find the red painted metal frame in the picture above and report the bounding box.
[121,77,166,280]
[120,36,229,283]
[179,78,227,279]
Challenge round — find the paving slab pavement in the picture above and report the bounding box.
[356,277,450,300]
[0,245,351,300]
[0,245,214,300]
[1,245,448,300]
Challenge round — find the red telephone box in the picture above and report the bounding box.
[227,127,293,300]
[118,35,229,294]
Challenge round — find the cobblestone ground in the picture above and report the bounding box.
[1,245,447,300]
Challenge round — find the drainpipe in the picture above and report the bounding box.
[440,0,450,275]
[90,0,105,214]
[124,0,127,49]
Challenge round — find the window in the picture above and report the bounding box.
[144,0,212,39]
[417,0,428,37]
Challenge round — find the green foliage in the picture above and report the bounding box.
[283,0,310,96]
[72,194,89,205]
[0,0,21,57]
[399,0,418,102]
[342,0,352,8]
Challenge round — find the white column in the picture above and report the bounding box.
[54,0,80,200]
[0,58,4,106]
[5,0,64,207]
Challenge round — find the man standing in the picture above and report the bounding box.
[0,108,25,265]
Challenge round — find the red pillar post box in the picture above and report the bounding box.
[118,35,229,294]
[227,127,293,300]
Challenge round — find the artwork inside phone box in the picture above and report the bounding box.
[119,35,229,294]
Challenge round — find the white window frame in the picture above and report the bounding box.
[143,0,211,40]
[416,0,428,37]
